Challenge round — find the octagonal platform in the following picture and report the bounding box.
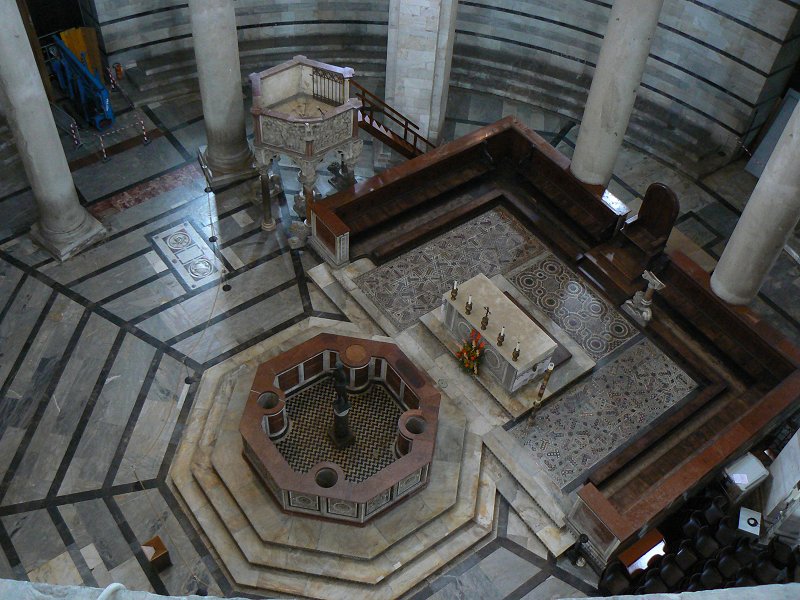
[240,333,441,524]
[169,319,499,598]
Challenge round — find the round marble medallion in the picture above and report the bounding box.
[188,257,215,279]
[166,231,191,250]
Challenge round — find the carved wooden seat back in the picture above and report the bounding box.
[623,182,679,256]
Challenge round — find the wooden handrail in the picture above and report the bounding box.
[350,79,436,153]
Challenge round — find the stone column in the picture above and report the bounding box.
[188,0,255,189]
[710,102,800,305]
[338,138,364,185]
[258,171,276,231]
[570,0,664,187]
[0,2,105,261]
[293,157,323,221]
[380,0,457,164]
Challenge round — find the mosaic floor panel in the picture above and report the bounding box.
[277,379,405,483]
[508,254,638,361]
[511,338,698,491]
[353,208,546,330]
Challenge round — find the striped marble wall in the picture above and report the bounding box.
[452,0,800,162]
[81,0,800,165]
[86,1,390,76]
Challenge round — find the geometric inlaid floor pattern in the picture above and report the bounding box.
[508,253,638,361]
[354,207,546,330]
[511,338,698,491]
[277,379,405,483]
[7,85,799,599]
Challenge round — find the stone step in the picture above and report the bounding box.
[306,263,386,337]
[482,426,567,527]
[168,318,498,595]
[124,43,387,108]
[131,52,384,91]
[173,419,495,598]
[203,393,470,557]
[495,470,576,557]
[192,428,487,585]
[0,154,20,168]
[175,317,492,573]
[180,457,494,599]
[136,39,386,77]
[122,76,200,107]
[126,64,197,92]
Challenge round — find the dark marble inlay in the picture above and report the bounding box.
[511,339,697,491]
[278,379,405,483]
[508,253,637,361]
[354,208,546,330]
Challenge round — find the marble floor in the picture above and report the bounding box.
[0,79,798,599]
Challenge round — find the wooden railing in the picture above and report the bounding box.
[350,80,436,155]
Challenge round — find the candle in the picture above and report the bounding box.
[453,280,457,290]
[468,295,472,304]
[501,326,505,336]
[514,341,520,352]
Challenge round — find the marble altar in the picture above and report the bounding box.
[442,273,557,392]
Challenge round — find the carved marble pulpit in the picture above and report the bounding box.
[249,56,364,221]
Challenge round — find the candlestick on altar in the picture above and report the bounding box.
[451,280,458,300]
[511,342,520,362]
[528,362,555,423]
[465,297,473,314]
[480,306,490,330]
[536,362,555,403]
[497,329,505,346]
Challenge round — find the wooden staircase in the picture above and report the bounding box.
[350,79,436,159]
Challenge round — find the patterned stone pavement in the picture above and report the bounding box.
[0,81,798,599]
[511,338,698,491]
[508,254,639,362]
[277,379,404,482]
[354,208,547,330]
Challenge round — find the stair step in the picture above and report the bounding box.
[495,473,576,557]
[482,426,567,527]
[134,43,385,81]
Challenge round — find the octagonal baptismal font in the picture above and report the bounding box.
[240,333,440,525]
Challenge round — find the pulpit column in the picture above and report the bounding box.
[570,0,664,187]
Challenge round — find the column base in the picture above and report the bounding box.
[709,272,753,306]
[30,213,107,262]
[198,145,257,191]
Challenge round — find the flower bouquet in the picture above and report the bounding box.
[455,329,486,376]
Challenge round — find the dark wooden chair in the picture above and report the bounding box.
[622,182,679,259]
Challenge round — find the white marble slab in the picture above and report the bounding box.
[445,273,556,370]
